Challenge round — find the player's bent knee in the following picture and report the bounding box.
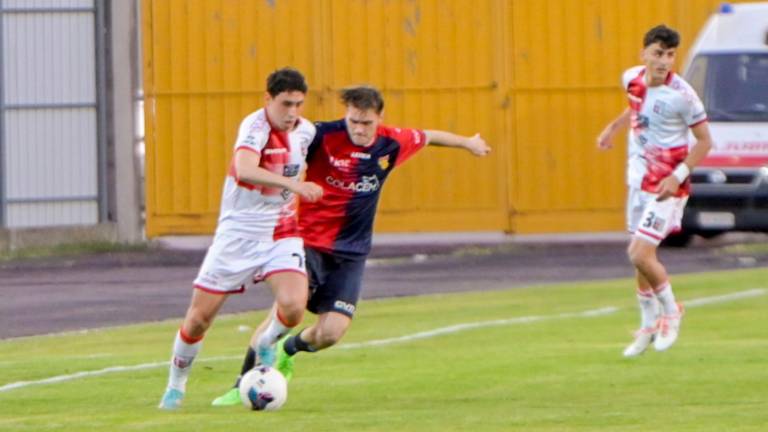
[182,314,212,338]
[628,247,653,269]
[276,305,305,327]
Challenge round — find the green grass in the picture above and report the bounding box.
[0,268,767,431]
[0,241,149,262]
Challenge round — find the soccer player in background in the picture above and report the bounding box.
[597,25,712,357]
[158,68,324,410]
[212,85,491,405]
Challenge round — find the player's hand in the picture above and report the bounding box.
[656,175,680,202]
[596,129,614,150]
[293,181,324,203]
[465,133,491,156]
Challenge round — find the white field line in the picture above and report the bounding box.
[683,288,765,307]
[336,306,618,349]
[0,288,764,394]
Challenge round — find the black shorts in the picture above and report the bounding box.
[305,247,366,318]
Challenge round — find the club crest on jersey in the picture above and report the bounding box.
[378,156,390,170]
[653,100,668,115]
[652,216,666,232]
[283,164,300,177]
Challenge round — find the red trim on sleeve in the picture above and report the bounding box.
[235,146,261,156]
[688,118,708,128]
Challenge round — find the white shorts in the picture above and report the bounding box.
[626,187,688,245]
[193,233,306,294]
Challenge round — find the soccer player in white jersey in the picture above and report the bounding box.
[158,68,324,409]
[597,25,712,357]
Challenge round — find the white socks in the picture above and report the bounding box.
[653,281,679,315]
[167,329,203,392]
[256,311,292,349]
[636,289,659,329]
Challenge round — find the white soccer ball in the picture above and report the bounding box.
[238,366,288,411]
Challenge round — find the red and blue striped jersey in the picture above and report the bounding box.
[299,119,427,257]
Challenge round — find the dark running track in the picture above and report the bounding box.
[1,238,766,339]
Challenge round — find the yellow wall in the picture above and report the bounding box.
[142,0,752,237]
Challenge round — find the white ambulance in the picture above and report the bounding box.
[678,2,768,243]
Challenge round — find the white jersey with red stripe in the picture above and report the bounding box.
[622,66,707,198]
[215,108,316,241]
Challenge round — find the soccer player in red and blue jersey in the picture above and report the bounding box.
[212,85,490,405]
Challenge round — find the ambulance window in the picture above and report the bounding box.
[686,56,708,97]
[705,53,768,122]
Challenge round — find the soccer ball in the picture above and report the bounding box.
[238,365,288,411]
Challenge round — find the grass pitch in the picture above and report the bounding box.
[1,268,766,431]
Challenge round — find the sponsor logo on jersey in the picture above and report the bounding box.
[334,300,356,314]
[378,156,390,170]
[264,148,288,155]
[329,155,351,168]
[283,164,300,177]
[351,151,371,159]
[325,174,380,193]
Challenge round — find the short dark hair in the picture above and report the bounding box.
[266,67,308,97]
[340,86,384,113]
[643,25,680,48]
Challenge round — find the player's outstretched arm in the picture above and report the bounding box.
[597,107,631,150]
[234,149,323,202]
[424,130,490,156]
[656,121,712,201]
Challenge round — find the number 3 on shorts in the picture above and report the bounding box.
[642,211,656,229]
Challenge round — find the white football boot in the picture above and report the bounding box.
[623,327,657,357]
[654,303,685,352]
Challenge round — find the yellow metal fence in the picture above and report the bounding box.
[142,0,747,237]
